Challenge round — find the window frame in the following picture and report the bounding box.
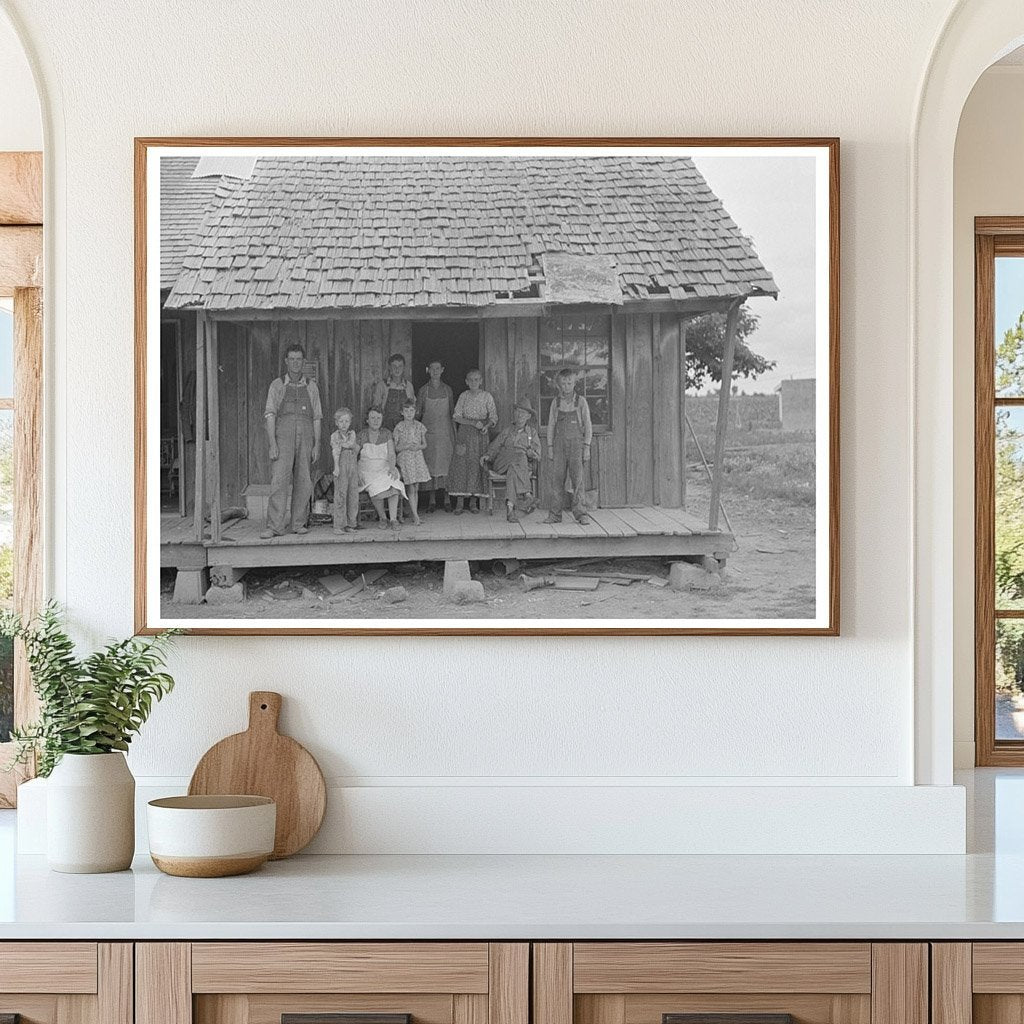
[0,152,43,808]
[975,219,1024,765]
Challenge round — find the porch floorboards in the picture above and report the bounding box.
[161,506,735,572]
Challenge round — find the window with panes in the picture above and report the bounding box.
[539,313,611,429]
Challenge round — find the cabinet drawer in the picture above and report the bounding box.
[139,943,528,1024]
[0,943,130,1024]
[534,943,925,1024]
[191,943,491,994]
[0,942,99,994]
[572,943,871,994]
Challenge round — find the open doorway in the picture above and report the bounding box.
[410,321,481,394]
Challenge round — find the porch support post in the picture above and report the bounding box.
[680,315,689,509]
[708,299,742,532]
[206,316,222,543]
[193,311,207,543]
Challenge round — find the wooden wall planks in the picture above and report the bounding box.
[625,314,654,506]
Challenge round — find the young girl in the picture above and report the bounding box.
[330,407,360,533]
[357,406,407,531]
[393,398,430,525]
[447,369,497,514]
[415,360,455,512]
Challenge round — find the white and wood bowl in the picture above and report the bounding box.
[147,795,276,877]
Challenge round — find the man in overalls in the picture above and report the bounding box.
[544,367,593,526]
[261,344,323,539]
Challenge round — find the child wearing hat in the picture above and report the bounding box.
[480,397,542,522]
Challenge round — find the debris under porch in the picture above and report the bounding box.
[161,506,736,603]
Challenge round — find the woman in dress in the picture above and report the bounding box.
[446,369,498,515]
[415,360,455,513]
[357,406,407,531]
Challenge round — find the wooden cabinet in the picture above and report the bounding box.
[0,943,132,1024]
[136,944,528,1024]
[532,944,929,1024]
[932,943,1024,1024]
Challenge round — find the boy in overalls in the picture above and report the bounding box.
[330,407,360,533]
[544,368,593,526]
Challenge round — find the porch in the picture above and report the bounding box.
[162,506,735,601]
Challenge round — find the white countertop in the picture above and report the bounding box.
[1,769,1022,941]
[0,849,1022,940]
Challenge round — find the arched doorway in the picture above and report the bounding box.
[913,2,1024,785]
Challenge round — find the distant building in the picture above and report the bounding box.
[779,378,816,432]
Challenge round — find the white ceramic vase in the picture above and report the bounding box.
[46,752,135,873]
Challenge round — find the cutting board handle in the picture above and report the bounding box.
[248,691,282,734]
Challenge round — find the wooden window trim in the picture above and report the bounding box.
[975,218,1024,765]
[0,152,43,807]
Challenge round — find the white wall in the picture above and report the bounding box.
[952,66,1024,768]
[0,9,39,151]
[0,0,972,852]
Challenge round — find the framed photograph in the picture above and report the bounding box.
[135,137,838,636]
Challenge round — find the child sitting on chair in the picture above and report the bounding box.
[480,397,541,522]
[330,407,360,533]
[393,398,430,526]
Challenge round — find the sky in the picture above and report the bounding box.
[693,153,818,395]
[0,309,13,398]
[996,256,1024,343]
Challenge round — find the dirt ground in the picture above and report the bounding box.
[162,479,816,622]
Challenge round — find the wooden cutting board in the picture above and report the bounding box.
[188,691,326,859]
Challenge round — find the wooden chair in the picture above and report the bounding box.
[486,467,538,514]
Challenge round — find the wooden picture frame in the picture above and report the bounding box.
[135,137,840,636]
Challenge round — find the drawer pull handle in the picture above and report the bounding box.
[283,1015,411,1024]
[664,1016,795,1024]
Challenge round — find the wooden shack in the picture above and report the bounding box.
[157,153,777,595]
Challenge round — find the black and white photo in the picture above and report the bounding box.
[137,140,838,634]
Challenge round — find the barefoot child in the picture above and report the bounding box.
[393,398,430,525]
[330,407,360,533]
[544,368,593,526]
[357,406,406,531]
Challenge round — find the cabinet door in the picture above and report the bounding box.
[0,943,131,1024]
[533,944,928,1024]
[945,943,1024,1024]
[137,943,528,1024]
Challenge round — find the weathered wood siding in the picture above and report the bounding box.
[208,309,689,512]
[215,318,412,505]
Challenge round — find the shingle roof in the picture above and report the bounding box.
[159,157,234,290]
[163,155,778,310]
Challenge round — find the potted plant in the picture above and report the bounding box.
[2,603,178,873]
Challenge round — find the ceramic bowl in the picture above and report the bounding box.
[147,795,276,877]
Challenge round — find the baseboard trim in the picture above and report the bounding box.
[17,778,967,856]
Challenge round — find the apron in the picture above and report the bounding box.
[421,389,454,482]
